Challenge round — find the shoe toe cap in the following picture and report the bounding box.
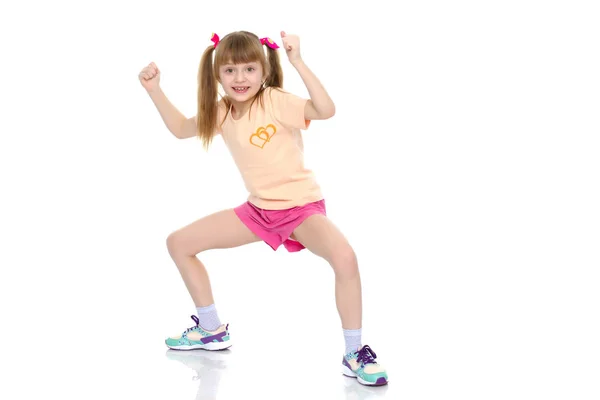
[165,337,183,346]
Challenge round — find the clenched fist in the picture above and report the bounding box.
[138,62,161,92]
[280,31,303,65]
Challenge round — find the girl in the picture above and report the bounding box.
[138,30,388,386]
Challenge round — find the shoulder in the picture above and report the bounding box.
[263,86,309,130]
[264,86,306,107]
[265,86,291,100]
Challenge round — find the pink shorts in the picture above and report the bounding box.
[234,199,326,252]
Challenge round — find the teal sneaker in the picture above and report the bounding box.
[342,345,389,386]
[165,315,232,351]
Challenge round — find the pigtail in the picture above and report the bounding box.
[197,45,219,150]
[264,45,283,88]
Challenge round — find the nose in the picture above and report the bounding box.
[234,70,245,82]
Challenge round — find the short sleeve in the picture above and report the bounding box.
[268,87,310,130]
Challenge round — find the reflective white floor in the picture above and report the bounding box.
[5,324,394,400]
[163,346,390,400]
[6,300,599,400]
[155,323,392,400]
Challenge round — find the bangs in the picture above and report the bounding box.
[215,34,264,67]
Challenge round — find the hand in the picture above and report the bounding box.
[138,62,161,92]
[280,31,302,65]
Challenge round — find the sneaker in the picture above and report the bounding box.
[165,315,232,351]
[342,345,389,386]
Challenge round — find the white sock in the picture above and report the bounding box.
[196,304,221,331]
[343,328,362,354]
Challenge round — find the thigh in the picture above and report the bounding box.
[291,214,351,263]
[167,208,261,256]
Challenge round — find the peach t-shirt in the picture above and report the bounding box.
[215,87,323,210]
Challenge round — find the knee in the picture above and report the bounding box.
[330,246,359,279]
[166,230,190,258]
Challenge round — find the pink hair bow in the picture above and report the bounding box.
[211,33,220,48]
[260,37,280,49]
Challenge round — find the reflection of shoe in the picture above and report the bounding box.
[165,315,232,350]
[343,375,389,400]
[342,345,389,386]
[165,349,231,400]
[165,348,231,376]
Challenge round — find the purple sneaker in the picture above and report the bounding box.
[342,345,389,386]
[165,315,232,351]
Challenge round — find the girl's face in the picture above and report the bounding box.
[219,61,264,103]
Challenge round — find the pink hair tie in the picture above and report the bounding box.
[260,37,279,49]
[211,33,220,48]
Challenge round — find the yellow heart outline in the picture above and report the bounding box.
[249,124,277,149]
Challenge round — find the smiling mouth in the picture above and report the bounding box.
[233,87,249,93]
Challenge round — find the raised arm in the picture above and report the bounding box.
[280,31,335,120]
[139,62,195,139]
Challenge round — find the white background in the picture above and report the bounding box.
[1,0,599,399]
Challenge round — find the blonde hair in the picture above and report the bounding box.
[197,31,284,149]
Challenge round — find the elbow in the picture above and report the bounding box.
[171,118,188,139]
[322,104,336,119]
[170,130,183,139]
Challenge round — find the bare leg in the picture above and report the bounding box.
[291,215,362,329]
[166,208,260,307]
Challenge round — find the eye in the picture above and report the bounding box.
[225,68,233,73]
[247,67,255,72]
